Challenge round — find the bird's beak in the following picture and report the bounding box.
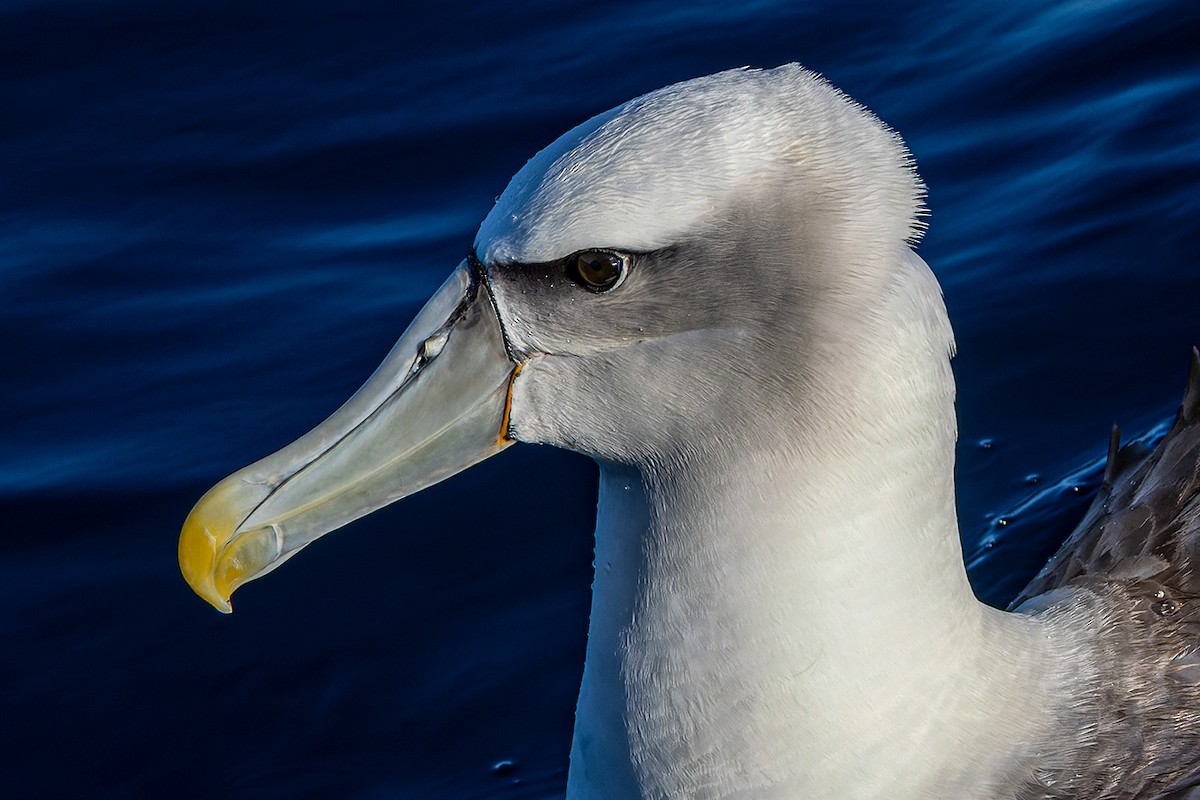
[178,261,518,613]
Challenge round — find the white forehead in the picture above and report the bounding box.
[474,64,918,264]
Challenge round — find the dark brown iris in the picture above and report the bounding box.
[567,250,625,292]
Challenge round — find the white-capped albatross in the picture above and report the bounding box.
[178,64,1200,799]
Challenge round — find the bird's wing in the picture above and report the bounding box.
[1011,349,1200,609]
[1007,350,1200,799]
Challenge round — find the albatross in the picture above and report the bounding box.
[178,64,1200,799]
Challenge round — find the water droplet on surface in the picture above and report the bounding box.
[977,438,995,450]
[492,759,517,776]
[1023,474,1041,485]
[1154,599,1180,617]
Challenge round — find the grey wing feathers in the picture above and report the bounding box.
[1011,348,1200,608]
[1007,351,1200,800]
[1153,769,1200,799]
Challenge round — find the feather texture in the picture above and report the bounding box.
[1011,349,1200,798]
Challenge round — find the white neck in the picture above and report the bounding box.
[566,254,1089,799]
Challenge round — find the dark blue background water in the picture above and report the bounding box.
[3,1,1198,797]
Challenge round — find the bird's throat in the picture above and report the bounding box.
[565,257,1082,799]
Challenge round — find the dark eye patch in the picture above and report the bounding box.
[474,248,637,297]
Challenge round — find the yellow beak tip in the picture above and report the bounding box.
[178,481,246,615]
[211,596,234,615]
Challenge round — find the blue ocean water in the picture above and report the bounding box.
[2,0,1198,797]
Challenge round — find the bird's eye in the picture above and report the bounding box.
[567,250,626,293]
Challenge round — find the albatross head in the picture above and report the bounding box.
[179,63,933,612]
[179,65,1077,800]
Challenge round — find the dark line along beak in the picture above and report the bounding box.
[178,262,519,612]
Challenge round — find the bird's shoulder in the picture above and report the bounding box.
[1011,349,1200,800]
